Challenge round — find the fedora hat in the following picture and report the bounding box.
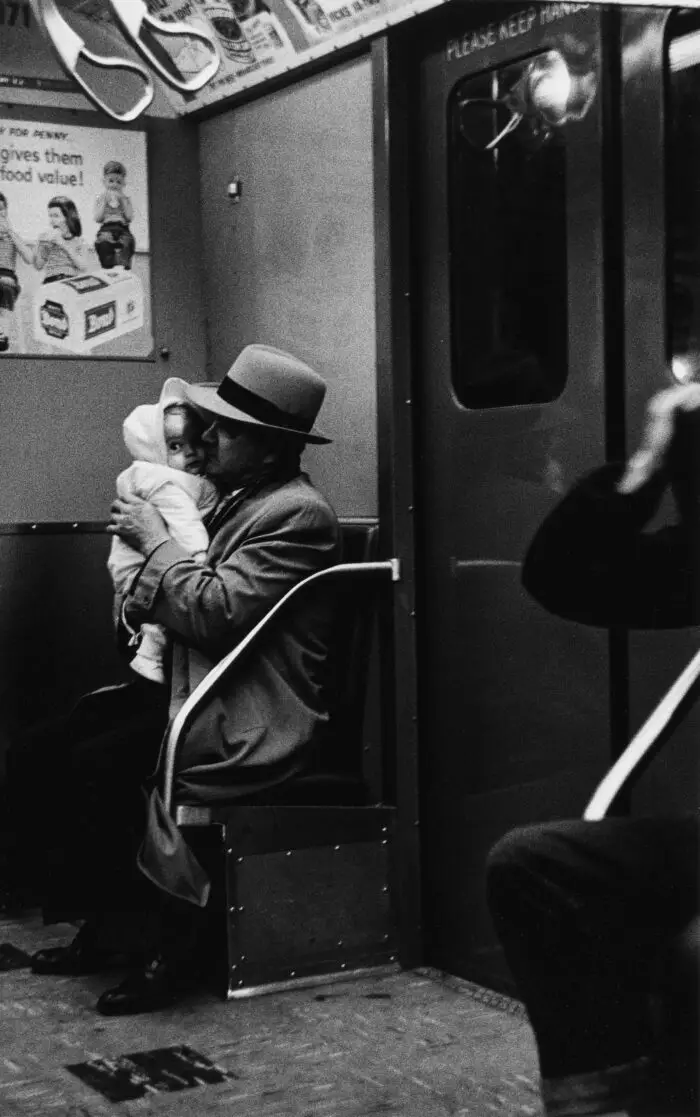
[186,344,331,445]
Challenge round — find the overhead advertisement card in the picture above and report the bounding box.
[144,0,447,109]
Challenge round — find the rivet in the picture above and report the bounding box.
[238,905,245,912]
[237,856,244,863]
[72,522,78,529]
[231,964,237,971]
[286,850,292,857]
[31,524,37,530]
[341,963,346,969]
[384,934,390,941]
[238,980,244,986]
[407,505,414,512]
[228,906,235,912]
[290,970,296,977]
[334,845,340,851]
[405,398,412,405]
[337,940,343,947]
[382,840,388,846]
[226,848,233,854]
[382,886,389,893]
[240,954,246,961]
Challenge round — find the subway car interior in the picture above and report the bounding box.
[0,0,699,1113]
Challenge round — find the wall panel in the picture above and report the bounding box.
[198,56,377,518]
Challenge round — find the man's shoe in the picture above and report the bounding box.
[31,927,124,976]
[96,956,186,1016]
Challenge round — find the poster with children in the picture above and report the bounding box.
[0,117,152,358]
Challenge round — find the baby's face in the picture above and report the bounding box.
[163,406,208,474]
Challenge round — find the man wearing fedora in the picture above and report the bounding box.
[24,345,341,1015]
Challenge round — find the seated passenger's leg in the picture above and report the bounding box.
[1,710,75,907]
[486,816,699,1114]
[95,891,213,1016]
[24,679,169,971]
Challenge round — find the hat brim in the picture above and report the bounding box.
[185,382,332,445]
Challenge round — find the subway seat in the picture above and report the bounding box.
[171,520,400,998]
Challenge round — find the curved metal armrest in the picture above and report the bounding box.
[584,646,700,821]
[162,559,400,815]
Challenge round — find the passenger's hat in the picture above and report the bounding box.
[186,344,332,444]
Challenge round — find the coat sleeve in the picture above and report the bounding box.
[521,462,697,628]
[124,497,339,658]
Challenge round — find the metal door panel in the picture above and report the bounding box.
[417,6,610,986]
[621,9,700,816]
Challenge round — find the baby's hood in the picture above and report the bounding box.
[122,377,191,464]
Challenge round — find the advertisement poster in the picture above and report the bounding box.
[0,118,152,359]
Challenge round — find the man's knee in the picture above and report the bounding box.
[486,819,582,913]
[488,820,566,874]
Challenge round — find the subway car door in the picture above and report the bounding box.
[415,5,612,987]
[622,7,700,819]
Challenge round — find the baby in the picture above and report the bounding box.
[108,378,219,684]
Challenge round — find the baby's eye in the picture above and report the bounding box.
[167,440,182,451]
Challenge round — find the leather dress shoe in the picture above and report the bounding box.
[96,955,187,1016]
[31,929,124,976]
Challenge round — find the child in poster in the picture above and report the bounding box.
[33,196,91,283]
[94,160,136,271]
[0,192,32,352]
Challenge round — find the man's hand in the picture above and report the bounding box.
[107,494,170,555]
[617,384,700,494]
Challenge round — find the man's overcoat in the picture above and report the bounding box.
[126,471,341,803]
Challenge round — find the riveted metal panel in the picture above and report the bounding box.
[226,839,396,993]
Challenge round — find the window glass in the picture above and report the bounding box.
[448,57,568,408]
[667,12,700,382]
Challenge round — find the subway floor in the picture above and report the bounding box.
[0,910,542,1116]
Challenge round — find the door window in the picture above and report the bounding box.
[448,56,568,408]
[667,12,700,382]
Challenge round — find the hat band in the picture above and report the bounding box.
[217,376,312,434]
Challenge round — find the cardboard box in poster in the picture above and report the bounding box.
[33,269,144,353]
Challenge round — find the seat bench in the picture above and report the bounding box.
[167,520,401,998]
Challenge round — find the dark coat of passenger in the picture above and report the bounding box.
[522,460,699,630]
[125,470,341,803]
